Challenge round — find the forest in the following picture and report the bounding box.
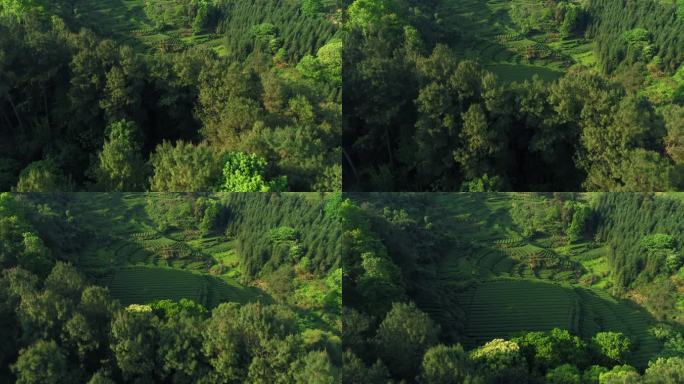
[343,192,684,383]
[0,192,341,383]
[344,0,684,192]
[0,0,342,192]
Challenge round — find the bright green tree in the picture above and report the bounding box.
[592,332,632,365]
[221,152,287,192]
[470,339,528,383]
[598,365,640,384]
[644,357,684,383]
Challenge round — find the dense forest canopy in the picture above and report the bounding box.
[343,0,684,192]
[0,192,342,383]
[342,193,684,383]
[0,0,342,192]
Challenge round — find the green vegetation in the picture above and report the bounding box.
[343,192,684,383]
[344,0,684,191]
[0,192,341,383]
[0,0,341,192]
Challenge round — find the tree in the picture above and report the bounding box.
[157,312,207,383]
[580,93,668,191]
[641,234,680,274]
[301,0,323,16]
[598,365,640,384]
[11,339,68,384]
[221,152,287,192]
[546,364,582,384]
[420,344,477,384]
[567,204,592,243]
[15,160,72,192]
[202,303,256,382]
[199,200,222,237]
[245,334,303,383]
[18,232,52,276]
[644,357,684,383]
[110,307,158,381]
[374,302,440,379]
[583,365,609,384]
[356,250,405,316]
[560,5,581,38]
[454,103,500,180]
[290,351,337,384]
[513,329,587,375]
[461,174,506,192]
[93,120,147,191]
[0,0,49,19]
[44,262,85,301]
[87,371,116,384]
[63,287,118,370]
[148,141,224,192]
[617,149,672,192]
[342,307,371,357]
[347,0,400,32]
[470,339,528,383]
[342,351,390,384]
[592,332,632,365]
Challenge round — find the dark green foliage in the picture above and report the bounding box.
[419,344,479,384]
[148,142,225,192]
[587,0,684,74]
[513,329,589,375]
[217,0,337,62]
[374,302,440,379]
[545,364,581,384]
[343,0,680,191]
[225,193,340,277]
[0,193,341,383]
[343,193,682,384]
[342,350,391,384]
[594,194,684,288]
[0,2,340,192]
[11,339,68,384]
[92,120,148,192]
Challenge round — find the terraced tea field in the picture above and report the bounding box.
[57,193,272,310]
[417,194,666,368]
[444,0,596,82]
[456,279,579,345]
[456,279,660,368]
[73,0,225,54]
[100,266,266,308]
